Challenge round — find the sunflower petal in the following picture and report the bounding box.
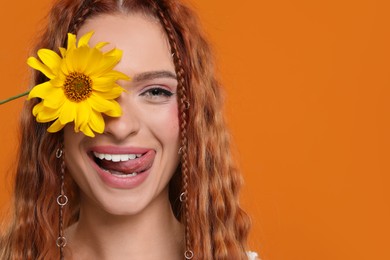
[60,60,69,76]
[32,102,45,116]
[89,55,121,77]
[67,33,77,50]
[100,70,130,81]
[71,47,90,72]
[93,86,124,99]
[80,124,95,137]
[92,76,116,85]
[78,31,94,47]
[88,94,122,114]
[92,76,123,90]
[35,106,61,122]
[37,49,62,73]
[89,110,105,134]
[104,104,122,117]
[64,48,76,72]
[59,101,76,124]
[51,76,65,87]
[42,89,66,109]
[94,42,109,50]
[27,57,55,79]
[47,118,66,133]
[59,47,67,58]
[75,101,91,131]
[28,81,54,100]
[84,49,103,75]
[104,48,122,58]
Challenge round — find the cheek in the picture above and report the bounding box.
[64,126,77,153]
[169,104,180,144]
[63,126,87,175]
[147,103,180,143]
[168,103,180,137]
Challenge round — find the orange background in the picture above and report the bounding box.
[1,1,389,260]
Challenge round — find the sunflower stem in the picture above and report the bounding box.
[0,91,30,105]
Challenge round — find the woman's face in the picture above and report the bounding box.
[64,13,180,215]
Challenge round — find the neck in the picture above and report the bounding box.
[65,189,184,260]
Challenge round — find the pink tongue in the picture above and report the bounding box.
[99,150,155,174]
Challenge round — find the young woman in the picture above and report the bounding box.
[0,0,257,259]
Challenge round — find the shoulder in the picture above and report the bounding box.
[247,251,260,260]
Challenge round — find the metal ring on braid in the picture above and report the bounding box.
[151,1,193,259]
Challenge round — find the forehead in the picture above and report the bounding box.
[77,13,174,77]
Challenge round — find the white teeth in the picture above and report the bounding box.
[111,155,121,162]
[93,152,141,162]
[120,154,128,161]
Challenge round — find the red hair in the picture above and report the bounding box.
[0,0,251,259]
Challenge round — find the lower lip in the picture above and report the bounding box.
[91,159,151,189]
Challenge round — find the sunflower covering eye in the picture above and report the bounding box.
[27,31,130,137]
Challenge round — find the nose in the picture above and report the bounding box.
[103,93,140,140]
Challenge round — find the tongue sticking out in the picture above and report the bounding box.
[98,150,155,175]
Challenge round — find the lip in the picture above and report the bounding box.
[89,146,155,189]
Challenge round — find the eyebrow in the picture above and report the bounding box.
[132,70,177,82]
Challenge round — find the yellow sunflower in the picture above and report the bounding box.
[27,31,129,137]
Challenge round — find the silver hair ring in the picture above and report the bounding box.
[56,236,67,248]
[179,192,186,202]
[184,250,194,259]
[178,146,183,155]
[184,100,190,110]
[56,148,63,159]
[57,195,68,206]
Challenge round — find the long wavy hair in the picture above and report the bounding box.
[0,0,251,259]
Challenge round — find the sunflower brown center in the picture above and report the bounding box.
[63,72,93,102]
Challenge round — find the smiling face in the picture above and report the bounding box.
[64,13,180,216]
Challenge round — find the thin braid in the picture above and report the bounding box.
[69,0,96,33]
[152,2,193,258]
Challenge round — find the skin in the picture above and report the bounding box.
[63,13,183,260]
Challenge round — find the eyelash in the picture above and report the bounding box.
[140,87,175,101]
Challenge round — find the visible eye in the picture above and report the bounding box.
[140,86,175,103]
[144,88,174,97]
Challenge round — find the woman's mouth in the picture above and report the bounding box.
[90,149,155,188]
[93,152,143,177]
